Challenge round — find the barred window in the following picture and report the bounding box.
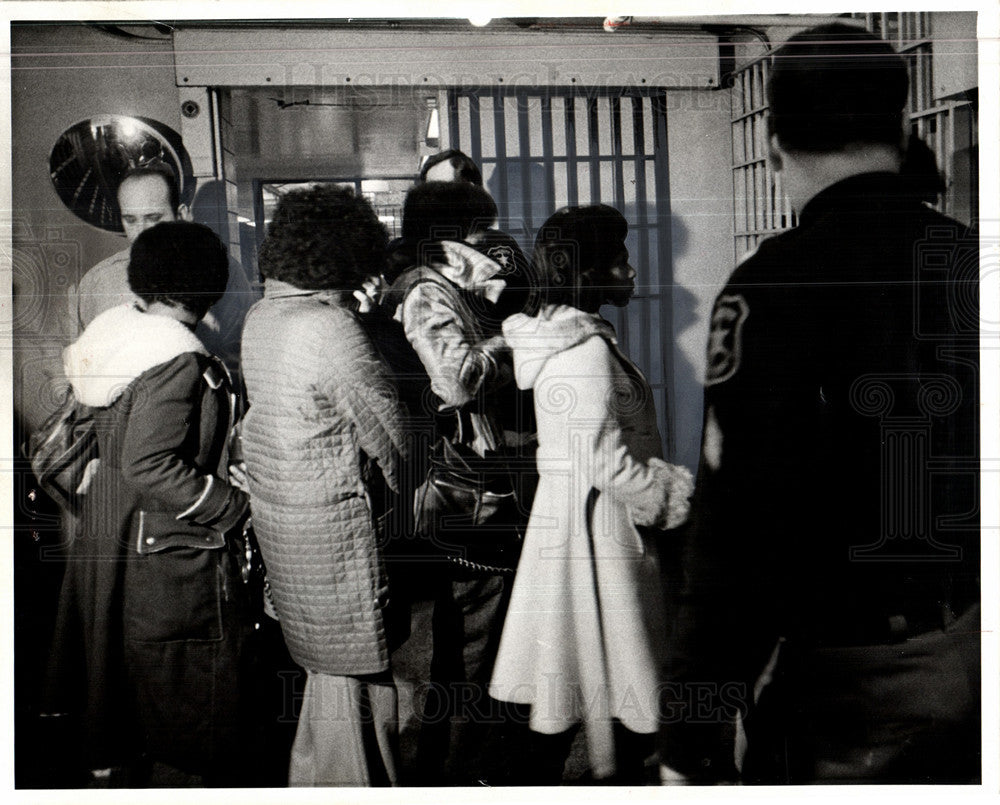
[730,55,793,262]
[449,87,677,456]
[731,12,978,262]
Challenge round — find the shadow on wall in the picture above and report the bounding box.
[486,160,549,254]
[189,177,245,272]
[485,164,709,474]
[191,179,260,288]
[665,214,704,476]
[190,179,229,240]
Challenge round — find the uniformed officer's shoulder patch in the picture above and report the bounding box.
[705,294,749,386]
[485,243,516,274]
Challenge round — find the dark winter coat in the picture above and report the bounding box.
[659,172,980,780]
[48,304,250,774]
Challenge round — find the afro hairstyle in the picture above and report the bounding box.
[257,184,389,291]
[127,220,229,319]
[531,204,628,309]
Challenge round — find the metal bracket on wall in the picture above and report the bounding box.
[178,86,217,180]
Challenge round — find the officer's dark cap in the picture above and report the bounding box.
[767,23,909,152]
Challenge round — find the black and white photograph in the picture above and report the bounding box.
[4,2,998,800]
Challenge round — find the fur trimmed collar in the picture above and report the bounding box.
[383,240,507,318]
[431,240,506,303]
[502,304,618,390]
[64,303,208,408]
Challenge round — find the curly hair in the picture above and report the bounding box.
[532,205,628,309]
[257,185,389,290]
[127,221,229,319]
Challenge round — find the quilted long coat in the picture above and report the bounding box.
[490,304,693,779]
[240,280,408,675]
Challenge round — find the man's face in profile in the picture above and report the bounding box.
[118,174,179,244]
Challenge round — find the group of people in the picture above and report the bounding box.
[39,23,979,789]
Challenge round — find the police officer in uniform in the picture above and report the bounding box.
[416,148,535,321]
[658,23,980,784]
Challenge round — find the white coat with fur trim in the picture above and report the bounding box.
[490,303,692,779]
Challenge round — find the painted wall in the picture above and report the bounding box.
[11,14,979,461]
[665,90,734,473]
[10,23,735,454]
[932,12,978,99]
[11,23,183,432]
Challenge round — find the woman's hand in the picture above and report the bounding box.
[228,461,250,493]
[353,275,386,314]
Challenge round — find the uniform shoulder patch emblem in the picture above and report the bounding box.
[705,294,749,386]
[486,244,516,274]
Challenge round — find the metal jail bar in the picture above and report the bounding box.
[731,53,793,262]
[449,88,677,460]
[732,12,977,261]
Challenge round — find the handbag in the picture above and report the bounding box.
[228,516,280,621]
[413,408,526,573]
[24,388,98,513]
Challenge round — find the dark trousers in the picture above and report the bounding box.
[413,562,521,785]
[742,604,981,784]
[122,548,257,785]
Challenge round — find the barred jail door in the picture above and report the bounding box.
[732,11,978,261]
[444,88,676,458]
